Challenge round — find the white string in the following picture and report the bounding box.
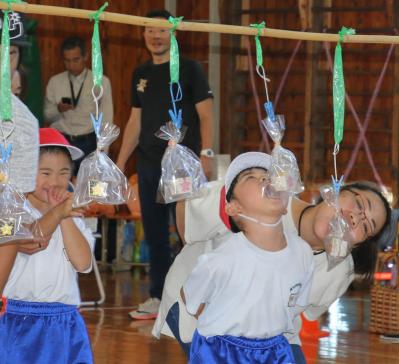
[238,213,283,228]
[333,143,340,182]
[256,65,271,103]
[91,85,104,120]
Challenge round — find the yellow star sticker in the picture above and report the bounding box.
[91,182,106,197]
[0,172,8,183]
[0,223,13,236]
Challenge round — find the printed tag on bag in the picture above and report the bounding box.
[0,217,16,237]
[272,174,288,191]
[169,177,193,196]
[88,180,108,198]
[0,172,8,183]
[329,237,348,257]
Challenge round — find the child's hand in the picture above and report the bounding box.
[56,194,85,219]
[47,186,70,207]
[18,237,50,255]
[44,186,84,219]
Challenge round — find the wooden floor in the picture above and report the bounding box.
[79,269,399,364]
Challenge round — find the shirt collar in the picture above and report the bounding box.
[69,68,87,82]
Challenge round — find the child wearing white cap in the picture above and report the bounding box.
[0,128,94,363]
[181,152,314,364]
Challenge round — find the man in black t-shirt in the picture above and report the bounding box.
[117,10,214,320]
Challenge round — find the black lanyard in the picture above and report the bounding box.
[69,70,88,107]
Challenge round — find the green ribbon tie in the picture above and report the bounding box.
[89,2,108,88]
[0,1,24,121]
[333,26,355,145]
[168,16,183,84]
[250,21,266,67]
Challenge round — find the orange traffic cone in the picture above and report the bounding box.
[299,313,330,339]
[301,340,319,362]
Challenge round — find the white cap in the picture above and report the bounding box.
[225,152,272,196]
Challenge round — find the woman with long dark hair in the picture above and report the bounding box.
[153,178,393,364]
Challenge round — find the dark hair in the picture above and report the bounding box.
[11,46,28,101]
[40,146,73,169]
[340,182,392,280]
[61,36,86,56]
[145,9,173,19]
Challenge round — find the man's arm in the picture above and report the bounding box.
[116,107,141,172]
[100,76,114,125]
[196,98,214,179]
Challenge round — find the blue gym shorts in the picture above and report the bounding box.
[190,329,296,363]
[0,299,93,364]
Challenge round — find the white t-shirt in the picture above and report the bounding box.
[152,182,354,344]
[44,69,113,136]
[183,232,314,339]
[282,197,354,345]
[4,206,95,306]
[152,182,230,341]
[184,181,229,244]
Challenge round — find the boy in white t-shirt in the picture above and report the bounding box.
[181,152,314,364]
[0,128,94,363]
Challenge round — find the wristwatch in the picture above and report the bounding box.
[200,148,215,158]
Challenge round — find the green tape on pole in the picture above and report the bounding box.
[0,10,12,121]
[168,16,183,84]
[89,2,108,88]
[250,21,266,67]
[333,26,355,145]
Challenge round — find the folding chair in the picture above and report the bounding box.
[79,217,106,307]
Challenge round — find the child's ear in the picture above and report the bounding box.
[225,200,241,217]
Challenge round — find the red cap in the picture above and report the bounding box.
[39,128,84,161]
[219,186,231,230]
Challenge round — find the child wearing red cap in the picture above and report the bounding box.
[0,128,94,363]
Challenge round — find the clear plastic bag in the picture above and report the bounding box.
[0,160,42,244]
[263,114,285,144]
[260,179,289,208]
[323,213,353,271]
[270,145,304,194]
[73,117,133,208]
[320,185,354,271]
[262,115,304,195]
[156,122,207,203]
